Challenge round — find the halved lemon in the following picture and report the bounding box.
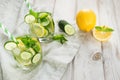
[31,23,46,37]
[93,27,112,42]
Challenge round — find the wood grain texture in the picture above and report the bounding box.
[60,0,120,80]
[98,0,120,80]
[73,0,104,80]
[53,0,76,33]
[0,0,120,80]
[53,1,80,80]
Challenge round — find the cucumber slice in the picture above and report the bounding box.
[64,24,75,35]
[23,60,32,66]
[29,9,38,18]
[27,48,35,55]
[38,13,48,19]
[15,56,32,66]
[4,41,17,50]
[58,20,75,35]
[24,14,36,24]
[12,47,21,55]
[20,51,32,60]
[32,54,41,64]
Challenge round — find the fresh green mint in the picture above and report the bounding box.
[21,36,36,48]
[52,34,67,44]
[29,9,38,18]
[95,26,114,32]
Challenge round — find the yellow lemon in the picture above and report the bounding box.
[76,9,96,32]
[30,23,46,37]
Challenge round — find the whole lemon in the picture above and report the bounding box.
[76,9,96,32]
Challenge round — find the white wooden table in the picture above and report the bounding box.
[0,0,120,80]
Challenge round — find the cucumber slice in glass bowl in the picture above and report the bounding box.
[24,14,36,24]
[12,47,21,55]
[4,41,17,51]
[20,51,32,60]
[32,53,42,64]
[38,12,48,19]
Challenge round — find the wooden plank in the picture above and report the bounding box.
[113,0,120,31]
[53,0,77,33]
[98,0,120,80]
[73,0,104,80]
[32,0,55,13]
[53,0,77,80]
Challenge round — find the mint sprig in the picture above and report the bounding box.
[95,26,114,32]
[52,34,67,44]
[29,9,38,18]
[21,36,40,53]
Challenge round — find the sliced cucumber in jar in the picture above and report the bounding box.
[32,53,41,64]
[29,9,38,18]
[20,51,32,60]
[27,48,36,55]
[15,56,32,66]
[38,12,48,19]
[12,47,21,55]
[4,41,17,51]
[22,60,32,66]
[24,14,36,24]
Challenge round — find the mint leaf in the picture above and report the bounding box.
[103,28,114,32]
[95,26,102,31]
[33,45,40,53]
[21,36,36,48]
[41,18,50,26]
[52,34,67,44]
[60,37,67,44]
[95,26,114,32]
[29,9,38,18]
[21,38,29,48]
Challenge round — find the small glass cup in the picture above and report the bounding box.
[29,12,54,42]
[5,35,42,70]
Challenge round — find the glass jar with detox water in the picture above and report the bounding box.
[25,11,55,42]
[4,35,42,70]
